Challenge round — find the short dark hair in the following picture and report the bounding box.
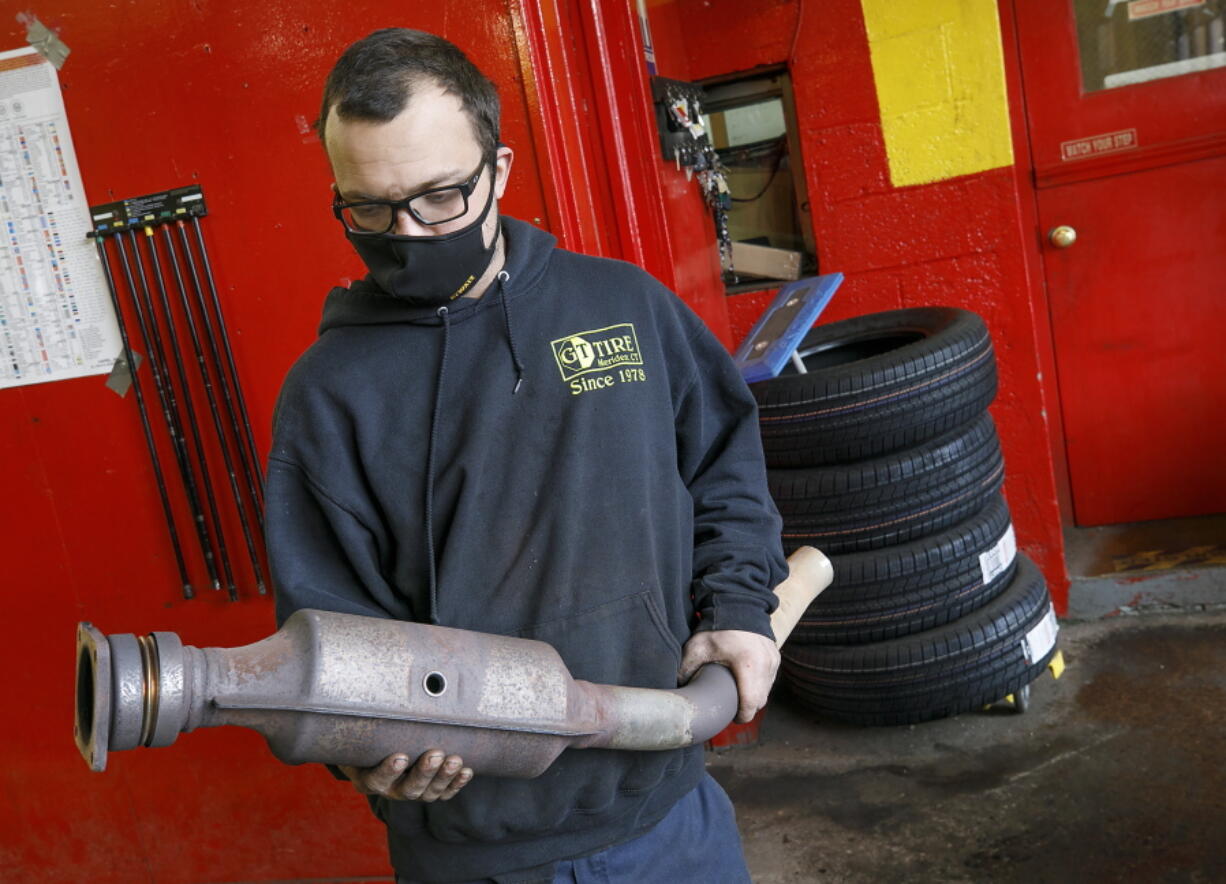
[317,28,499,161]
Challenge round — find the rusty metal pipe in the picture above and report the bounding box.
[75,547,831,777]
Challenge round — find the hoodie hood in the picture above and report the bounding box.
[318,216,558,335]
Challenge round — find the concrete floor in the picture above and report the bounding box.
[712,612,1226,883]
[1063,513,1226,619]
[1063,513,1226,579]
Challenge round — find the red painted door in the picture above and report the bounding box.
[1015,0,1226,526]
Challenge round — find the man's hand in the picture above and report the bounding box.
[339,750,473,802]
[679,630,781,723]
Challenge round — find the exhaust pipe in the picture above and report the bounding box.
[75,547,831,777]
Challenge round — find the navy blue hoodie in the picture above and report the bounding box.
[266,216,787,882]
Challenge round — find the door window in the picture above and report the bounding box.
[1074,0,1226,91]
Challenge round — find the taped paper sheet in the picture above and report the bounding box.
[0,46,119,389]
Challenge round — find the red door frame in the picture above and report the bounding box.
[514,0,669,272]
[512,0,733,341]
[510,0,622,258]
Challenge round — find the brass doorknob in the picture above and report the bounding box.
[1049,225,1077,248]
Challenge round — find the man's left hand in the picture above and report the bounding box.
[679,630,780,723]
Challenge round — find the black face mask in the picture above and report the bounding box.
[345,171,499,306]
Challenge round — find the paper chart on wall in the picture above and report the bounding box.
[0,45,119,389]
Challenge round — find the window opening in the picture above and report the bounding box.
[1074,0,1225,92]
[700,68,817,293]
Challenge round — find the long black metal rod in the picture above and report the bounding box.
[92,234,194,600]
[117,231,221,593]
[176,221,264,536]
[189,215,264,496]
[141,225,238,600]
[163,225,266,595]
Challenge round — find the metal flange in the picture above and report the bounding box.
[74,623,112,772]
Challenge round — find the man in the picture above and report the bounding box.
[266,27,788,884]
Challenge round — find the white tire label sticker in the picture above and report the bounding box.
[979,522,1017,585]
[1023,603,1059,664]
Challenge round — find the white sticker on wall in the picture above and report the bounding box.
[979,523,1017,585]
[1022,603,1059,664]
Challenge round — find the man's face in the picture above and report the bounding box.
[325,83,511,241]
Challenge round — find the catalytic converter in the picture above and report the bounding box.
[74,547,831,777]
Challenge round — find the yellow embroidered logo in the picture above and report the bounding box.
[550,323,644,382]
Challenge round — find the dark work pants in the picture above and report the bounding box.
[396,774,752,884]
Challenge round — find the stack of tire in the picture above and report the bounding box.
[750,307,1059,726]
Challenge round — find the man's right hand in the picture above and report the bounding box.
[339,750,473,802]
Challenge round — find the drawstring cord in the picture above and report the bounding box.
[423,305,450,624]
[497,270,526,394]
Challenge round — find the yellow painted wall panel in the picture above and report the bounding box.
[861,0,1014,187]
[873,27,952,110]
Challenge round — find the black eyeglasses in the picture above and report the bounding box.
[333,160,487,234]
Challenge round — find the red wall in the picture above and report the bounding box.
[0,3,549,881]
[646,0,1069,606]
